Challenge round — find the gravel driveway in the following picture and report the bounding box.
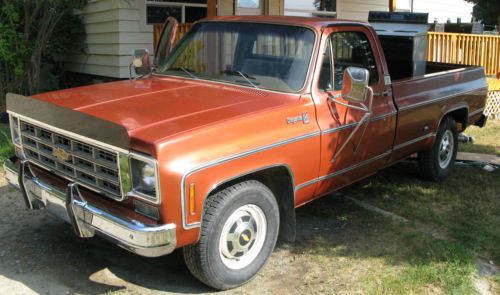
[0,171,314,295]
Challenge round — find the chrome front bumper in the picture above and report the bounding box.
[3,158,176,257]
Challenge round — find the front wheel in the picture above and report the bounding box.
[418,116,458,182]
[183,180,279,290]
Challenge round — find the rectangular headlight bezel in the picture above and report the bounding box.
[119,152,161,204]
[9,114,21,146]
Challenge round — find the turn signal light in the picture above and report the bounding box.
[189,183,196,215]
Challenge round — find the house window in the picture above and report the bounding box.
[236,0,263,15]
[285,0,336,18]
[146,0,208,24]
[237,0,260,9]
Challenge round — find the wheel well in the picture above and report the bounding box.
[444,108,468,132]
[207,166,296,243]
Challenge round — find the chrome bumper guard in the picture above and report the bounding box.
[3,158,176,257]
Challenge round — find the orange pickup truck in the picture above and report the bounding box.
[4,16,488,290]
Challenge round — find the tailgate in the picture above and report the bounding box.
[391,66,487,158]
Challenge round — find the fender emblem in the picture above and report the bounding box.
[287,112,310,125]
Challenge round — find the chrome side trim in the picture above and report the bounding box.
[393,133,436,150]
[204,164,295,206]
[320,111,396,135]
[321,122,359,134]
[295,150,392,191]
[469,107,484,117]
[371,110,397,122]
[398,87,487,112]
[180,131,320,229]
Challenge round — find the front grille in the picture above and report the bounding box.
[19,120,122,198]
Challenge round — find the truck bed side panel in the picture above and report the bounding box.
[390,66,487,161]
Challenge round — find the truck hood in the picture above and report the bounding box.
[27,77,296,152]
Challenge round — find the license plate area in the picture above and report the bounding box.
[24,178,70,222]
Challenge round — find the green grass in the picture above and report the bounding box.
[459,120,500,156]
[0,124,14,164]
[295,200,478,294]
[493,275,500,294]
[299,164,498,294]
[326,121,500,294]
[345,165,500,263]
[294,121,499,294]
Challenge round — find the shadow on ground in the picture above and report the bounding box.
[0,161,496,294]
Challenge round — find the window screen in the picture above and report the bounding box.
[146,6,182,24]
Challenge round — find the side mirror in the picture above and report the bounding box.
[131,48,152,76]
[342,67,370,103]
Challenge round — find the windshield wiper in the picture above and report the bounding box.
[220,70,259,89]
[169,67,198,79]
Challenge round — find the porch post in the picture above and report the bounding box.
[389,0,396,12]
[208,0,217,17]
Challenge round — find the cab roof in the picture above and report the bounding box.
[200,15,371,31]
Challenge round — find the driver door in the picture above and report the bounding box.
[312,26,396,196]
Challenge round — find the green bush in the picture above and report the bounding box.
[0,0,87,111]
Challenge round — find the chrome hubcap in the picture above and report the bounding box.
[438,130,454,169]
[219,204,267,270]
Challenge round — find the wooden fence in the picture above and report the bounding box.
[427,32,500,76]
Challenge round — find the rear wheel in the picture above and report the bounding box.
[183,180,279,290]
[418,116,458,182]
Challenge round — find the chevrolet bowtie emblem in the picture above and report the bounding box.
[52,147,70,162]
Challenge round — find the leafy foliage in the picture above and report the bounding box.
[465,0,500,26]
[0,0,87,110]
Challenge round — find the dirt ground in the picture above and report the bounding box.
[1,163,497,295]
[0,170,336,295]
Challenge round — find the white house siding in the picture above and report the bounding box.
[412,0,473,23]
[65,0,153,79]
[267,0,284,15]
[218,0,235,15]
[338,0,389,21]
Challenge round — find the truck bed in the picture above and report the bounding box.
[425,61,478,74]
[389,62,488,161]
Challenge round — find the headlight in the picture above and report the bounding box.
[10,115,21,146]
[130,156,159,202]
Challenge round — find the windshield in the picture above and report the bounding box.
[157,22,316,92]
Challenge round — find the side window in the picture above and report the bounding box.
[318,38,332,92]
[331,31,378,91]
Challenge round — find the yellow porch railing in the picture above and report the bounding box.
[427,32,500,76]
[153,23,193,52]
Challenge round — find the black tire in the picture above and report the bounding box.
[183,180,279,290]
[418,116,458,182]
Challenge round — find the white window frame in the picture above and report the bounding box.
[145,0,208,24]
[284,0,338,18]
[236,0,260,9]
